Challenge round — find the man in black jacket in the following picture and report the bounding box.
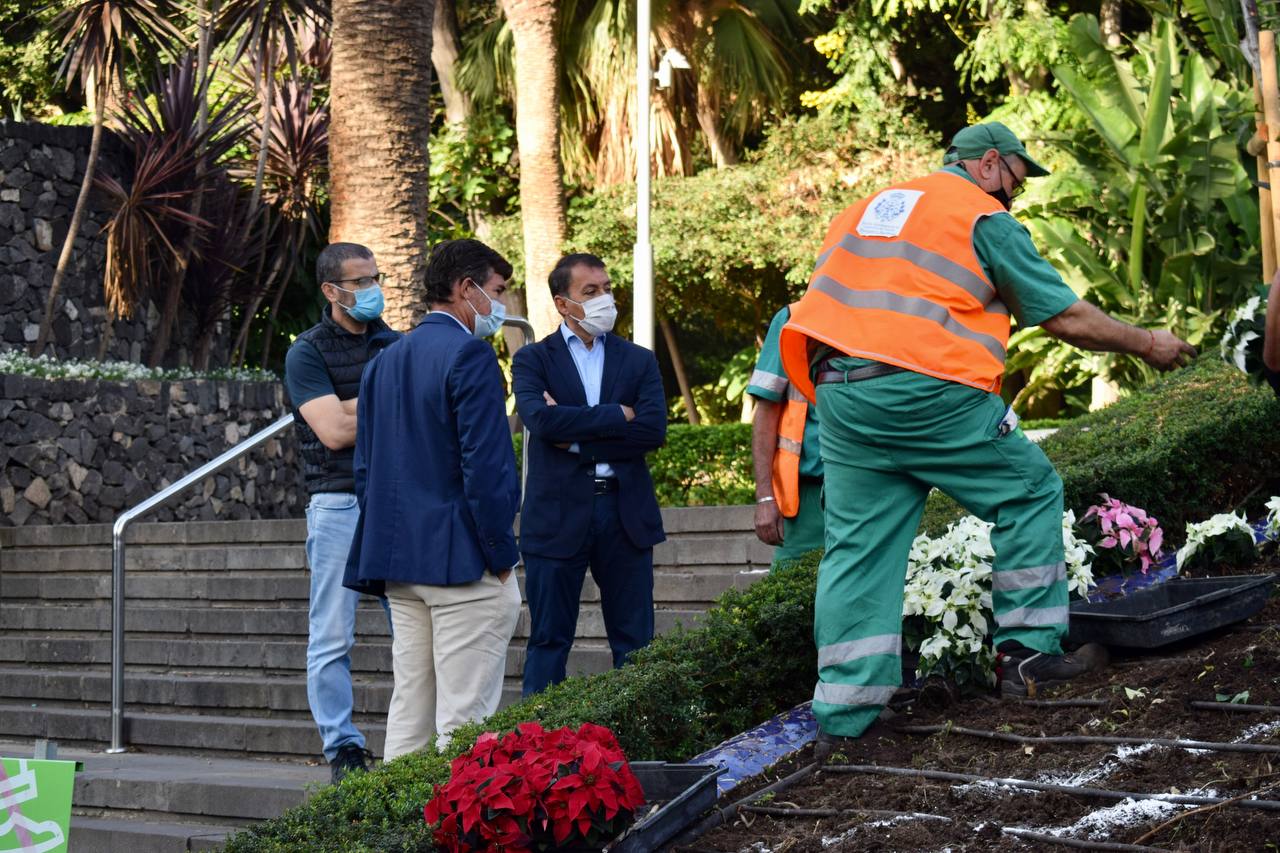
[284,242,399,783]
[512,253,668,697]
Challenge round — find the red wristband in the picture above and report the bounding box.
[1140,329,1155,358]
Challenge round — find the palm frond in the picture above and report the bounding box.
[95,132,212,319]
[213,0,330,70]
[51,0,190,93]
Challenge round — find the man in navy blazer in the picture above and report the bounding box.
[345,239,522,760]
[514,253,667,696]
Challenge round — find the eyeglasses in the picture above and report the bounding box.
[330,273,383,289]
[997,157,1026,200]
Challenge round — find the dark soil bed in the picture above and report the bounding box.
[680,558,1280,852]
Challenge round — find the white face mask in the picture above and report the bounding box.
[566,293,617,338]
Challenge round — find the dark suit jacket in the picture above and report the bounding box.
[344,312,521,595]
[513,329,667,559]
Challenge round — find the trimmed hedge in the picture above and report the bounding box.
[920,356,1280,535]
[224,558,819,852]
[227,356,1279,851]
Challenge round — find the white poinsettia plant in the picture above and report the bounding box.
[902,511,1095,688]
[1266,496,1280,539]
[1176,511,1258,573]
[1219,294,1267,380]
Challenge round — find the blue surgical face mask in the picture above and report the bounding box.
[467,283,506,337]
[335,284,384,322]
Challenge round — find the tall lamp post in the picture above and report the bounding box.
[633,0,654,349]
[634,3,689,350]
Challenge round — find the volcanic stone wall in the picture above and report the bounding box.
[1,374,302,527]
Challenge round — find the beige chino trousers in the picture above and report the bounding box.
[382,571,521,760]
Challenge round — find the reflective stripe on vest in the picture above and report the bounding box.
[779,171,1011,402]
[770,387,807,518]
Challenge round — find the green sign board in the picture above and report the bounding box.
[0,757,77,853]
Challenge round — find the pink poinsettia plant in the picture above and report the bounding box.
[1080,494,1164,575]
[424,721,646,853]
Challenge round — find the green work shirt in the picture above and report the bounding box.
[748,306,823,479]
[821,165,1078,372]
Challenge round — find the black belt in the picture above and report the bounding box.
[815,361,906,385]
[593,478,618,494]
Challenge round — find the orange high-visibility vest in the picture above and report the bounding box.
[780,171,1011,402]
[770,385,807,518]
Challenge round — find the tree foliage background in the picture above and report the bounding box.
[0,0,1265,419]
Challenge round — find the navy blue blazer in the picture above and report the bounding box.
[344,312,521,595]
[513,329,667,559]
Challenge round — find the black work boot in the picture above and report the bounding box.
[996,641,1109,698]
[330,744,375,784]
[813,708,896,764]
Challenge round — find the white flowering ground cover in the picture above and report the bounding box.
[0,350,277,383]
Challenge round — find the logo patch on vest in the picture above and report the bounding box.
[856,189,924,238]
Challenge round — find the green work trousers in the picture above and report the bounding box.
[813,370,1068,737]
[773,477,826,567]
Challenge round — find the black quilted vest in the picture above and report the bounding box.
[289,306,399,495]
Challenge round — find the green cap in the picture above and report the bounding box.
[942,122,1050,177]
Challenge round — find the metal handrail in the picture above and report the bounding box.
[107,315,537,753]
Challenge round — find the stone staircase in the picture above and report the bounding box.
[0,507,768,850]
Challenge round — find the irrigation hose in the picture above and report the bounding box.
[740,804,952,821]
[667,760,819,848]
[1001,827,1169,852]
[823,764,1280,813]
[896,723,1280,755]
[1188,700,1280,714]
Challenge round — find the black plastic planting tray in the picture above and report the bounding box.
[610,762,722,853]
[1067,574,1277,649]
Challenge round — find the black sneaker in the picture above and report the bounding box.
[997,641,1109,698]
[330,744,374,784]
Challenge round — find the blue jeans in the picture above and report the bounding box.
[522,492,655,697]
[304,492,389,761]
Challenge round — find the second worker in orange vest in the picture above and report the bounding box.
[779,122,1196,757]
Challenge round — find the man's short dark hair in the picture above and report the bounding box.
[548,253,607,299]
[425,239,513,305]
[316,242,374,287]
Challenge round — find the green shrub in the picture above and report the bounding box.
[917,357,1280,538]
[648,423,753,506]
[224,558,818,853]
[1042,355,1280,535]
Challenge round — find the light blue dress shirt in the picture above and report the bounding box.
[561,323,615,478]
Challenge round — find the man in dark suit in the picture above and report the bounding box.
[345,239,522,760]
[513,253,668,697]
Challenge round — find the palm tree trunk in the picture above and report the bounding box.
[432,0,470,125]
[1100,0,1122,48]
[249,52,275,211]
[33,77,107,357]
[330,0,435,331]
[659,315,699,425]
[693,83,738,168]
[499,0,566,339]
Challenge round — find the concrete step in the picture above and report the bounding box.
[70,816,234,852]
[69,748,326,821]
[1,634,616,677]
[0,704,375,757]
[0,567,755,606]
[0,508,755,551]
[0,668,394,716]
[0,603,707,640]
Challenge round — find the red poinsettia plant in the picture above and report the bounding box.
[424,721,646,853]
